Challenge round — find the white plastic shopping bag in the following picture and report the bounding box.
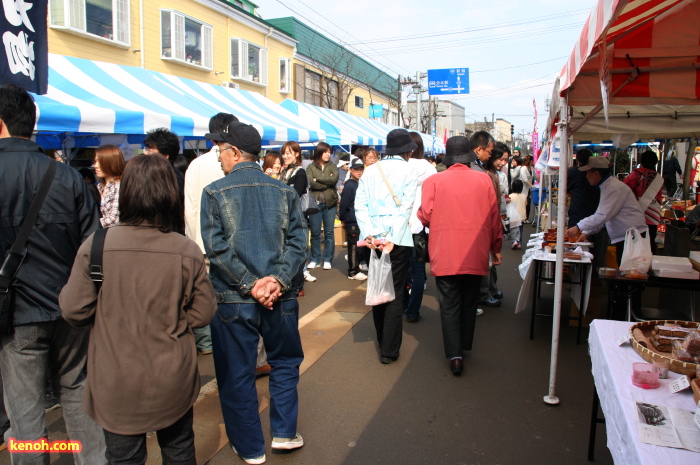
[365,250,395,306]
[619,227,652,275]
[507,202,522,228]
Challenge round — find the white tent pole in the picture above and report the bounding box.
[537,170,544,232]
[545,94,569,406]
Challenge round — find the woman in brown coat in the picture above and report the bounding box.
[59,155,216,464]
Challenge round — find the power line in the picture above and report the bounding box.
[275,0,411,77]
[360,23,582,55]
[345,8,591,45]
[470,56,567,73]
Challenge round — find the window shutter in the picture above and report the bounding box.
[230,39,239,77]
[173,13,185,61]
[241,41,249,80]
[115,0,129,43]
[69,0,85,31]
[294,64,304,101]
[260,48,267,85]
[201,25,213,69]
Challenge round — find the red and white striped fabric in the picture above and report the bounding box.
[559,0,688,94]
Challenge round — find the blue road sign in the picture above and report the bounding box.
[427,68,469,96]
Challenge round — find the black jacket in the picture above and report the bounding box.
[338,178,358,225]
[567,166,600,228]
[0,138,100,326]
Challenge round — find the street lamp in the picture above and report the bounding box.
[412,83,421,133]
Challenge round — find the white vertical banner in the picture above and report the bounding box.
[598,39,611,127]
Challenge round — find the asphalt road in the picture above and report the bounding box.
[1,225,616,465]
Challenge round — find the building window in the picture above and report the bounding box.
[325,80,339,110]
[49,0,130,44]
[279,58,291,93]
[161,10,213,69]
[304,70,321,106]
[230,39,268,85]
[354,96,364,109]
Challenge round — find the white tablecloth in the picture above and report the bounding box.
[514,254,592,314]
[589,320,698,464]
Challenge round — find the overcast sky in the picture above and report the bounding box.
[257,0,599,136]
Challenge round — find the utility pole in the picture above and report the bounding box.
[397,74,403,128]
[414,71,421,133]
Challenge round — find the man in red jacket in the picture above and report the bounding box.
[418,136,502,376]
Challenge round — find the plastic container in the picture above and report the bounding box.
[632,362,660,389]
[532,187,547,206]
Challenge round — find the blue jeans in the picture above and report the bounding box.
[308,204,336,264]
[404,247,426,319]
[0,320,106,464]
[211,300,304,461]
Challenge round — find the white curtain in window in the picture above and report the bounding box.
[259,48,267,85]
[115,0,129,43]
[201,25,213,69]
[69,0,85,30]
[173,13,185,61]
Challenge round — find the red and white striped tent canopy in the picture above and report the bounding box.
[550,0,700,141]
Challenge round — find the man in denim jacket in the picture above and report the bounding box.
[201,122,308,464]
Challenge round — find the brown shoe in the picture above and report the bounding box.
[255,364,271,377]
[450,358,464,376]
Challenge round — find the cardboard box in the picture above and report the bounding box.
[690,258,700,272]
[651,269,699,279]
[334,224,346,246]
[651,255,693,272]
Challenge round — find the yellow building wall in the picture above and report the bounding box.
[47,0,295,99]
[291,59,395,120]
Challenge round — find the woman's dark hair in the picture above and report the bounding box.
[313,142,332,162]
[640,150,658,170]
[281,141,302,165]
[511,179,524,194]
[172,154,190,177]
[435,154,443,164]
[119,155,184,234]
[262,152,282,173]
[409,132,424,160]
[354,146,366,161]
[494,142,511,158]
[486,146,505,171]
[512,156,524,166]
[94,145,126,183]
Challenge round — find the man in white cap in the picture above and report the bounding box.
[565,156,647,262]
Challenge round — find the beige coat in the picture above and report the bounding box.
[59,224,216,435]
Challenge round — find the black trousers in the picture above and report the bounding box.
[103,408,195,465]
[345,224,361,276]
[372,246,409,359]
[435,274,482,358]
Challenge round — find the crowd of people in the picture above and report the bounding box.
[1,83,538,465]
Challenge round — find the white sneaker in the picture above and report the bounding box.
[307,262,318,269]
[348,272,368,281]
[231,445,266,464]
[476,308,484,316]
[271,434,304,450]
[303,271,316,282]
[359,263,369,272]
[323,262,331,270]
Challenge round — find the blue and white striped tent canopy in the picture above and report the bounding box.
[280,99,387,147]
[32,55,324,145]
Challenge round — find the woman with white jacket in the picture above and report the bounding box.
[405,132,437,323]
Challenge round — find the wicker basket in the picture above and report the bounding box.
[630,320,700,376]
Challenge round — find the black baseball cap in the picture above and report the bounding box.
[350,159,365,170]
[205,121,262,156]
